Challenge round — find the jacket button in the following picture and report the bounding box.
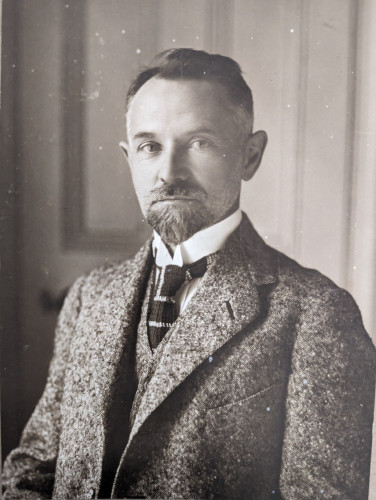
[88,488,95,498]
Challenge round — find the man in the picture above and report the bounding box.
[3,49,375,499]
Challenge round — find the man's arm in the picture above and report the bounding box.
[280,286,376,499]
[2,276,86,499]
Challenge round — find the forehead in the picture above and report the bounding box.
[126,77,235,137]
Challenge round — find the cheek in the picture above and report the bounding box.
[129,161,154,191]
[129,173,148,205]
[197,161,238,194]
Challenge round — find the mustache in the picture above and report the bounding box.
[147,181,207,201]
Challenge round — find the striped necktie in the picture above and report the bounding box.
[148,255,209,349]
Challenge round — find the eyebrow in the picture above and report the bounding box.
[133,132,156,140]
[185,127,218,136]
[132,127,218,141]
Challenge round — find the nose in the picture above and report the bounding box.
[158,145,189,184]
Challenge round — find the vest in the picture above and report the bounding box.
[130,265,178,427]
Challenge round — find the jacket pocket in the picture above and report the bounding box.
[206,380,285,415]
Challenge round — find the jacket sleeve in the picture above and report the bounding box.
[280,285,376,500]
[2,275,86,499]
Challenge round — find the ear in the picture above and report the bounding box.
[241,130,268,181]
[119,140,129,159]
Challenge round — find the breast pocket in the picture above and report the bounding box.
[206,380,286,431]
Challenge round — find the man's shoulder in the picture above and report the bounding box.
[239,215,371,337]
[70,239,152,300]
[271,246,346,298]
[264,242,362,320]
[240,214,349,300]
[264,243,375,354]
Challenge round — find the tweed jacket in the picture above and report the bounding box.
[3,214,376,500]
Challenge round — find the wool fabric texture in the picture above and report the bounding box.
[2,214,375,500]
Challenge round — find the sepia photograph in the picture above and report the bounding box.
[1,1,376,498]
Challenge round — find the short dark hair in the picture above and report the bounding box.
[125,48,254,134]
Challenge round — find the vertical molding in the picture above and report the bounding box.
[341,0,359,289]
[61,0,86,247]
[61,1,154,251]
[293,0,310,258]
[1,0,23,457]
[275,0,306,256]
[205,0,234,55]
[347,0,376,336]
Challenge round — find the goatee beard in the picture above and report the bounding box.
[143,181,213,246]
[146,202,214,246]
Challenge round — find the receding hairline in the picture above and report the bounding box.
[124,48,255,139]
[126,74,241,111]
[125,75,253,144]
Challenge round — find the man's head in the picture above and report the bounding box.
[120,49,267,247]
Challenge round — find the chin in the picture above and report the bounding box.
[146,203,214,246]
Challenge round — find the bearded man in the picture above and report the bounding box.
[3,49,375,500]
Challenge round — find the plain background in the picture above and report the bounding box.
[1,0,375,496]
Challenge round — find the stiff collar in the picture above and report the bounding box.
[152,209,242,266]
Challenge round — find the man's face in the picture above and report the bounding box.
[123,77,250,246]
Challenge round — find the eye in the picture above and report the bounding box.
[189,138,212,149]
[138,142,161,153]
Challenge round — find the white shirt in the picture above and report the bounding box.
[152,209,242,313]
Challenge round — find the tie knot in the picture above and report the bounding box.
[156,255,209,300]
[160,265,187,298]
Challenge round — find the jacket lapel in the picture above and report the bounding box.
[87,240,153,405]
[58,240,154,497]
[128,218,277,442]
